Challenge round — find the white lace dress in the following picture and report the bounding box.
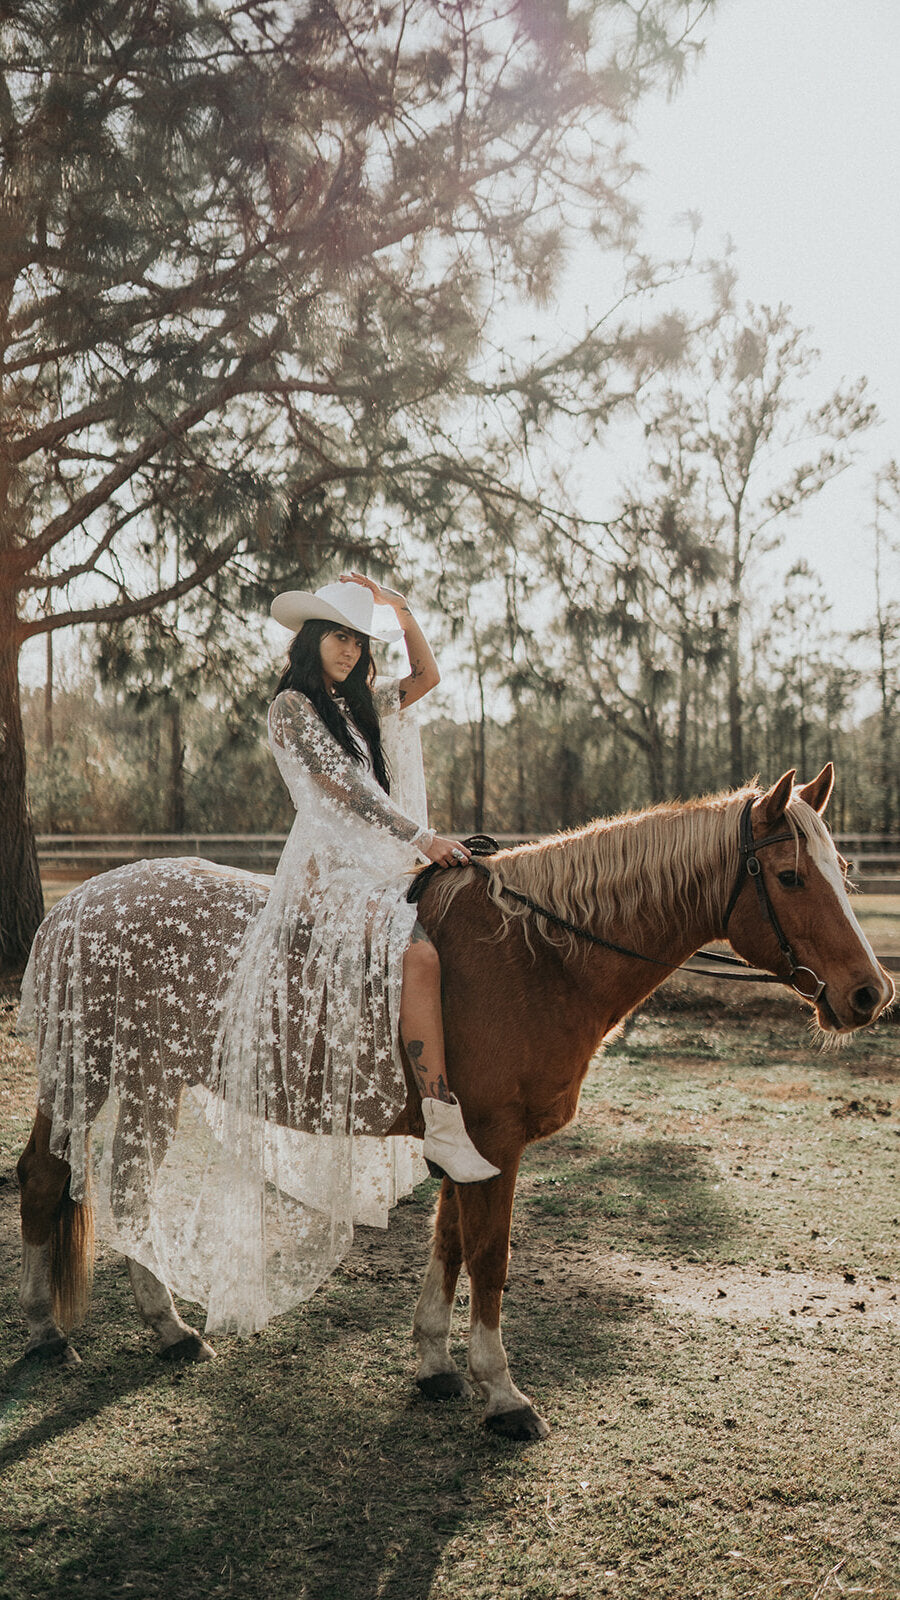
[19,680,431,1334]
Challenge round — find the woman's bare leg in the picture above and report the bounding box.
[401,922,500,1183]
[400,922,453,1103]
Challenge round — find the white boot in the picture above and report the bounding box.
[421,1095,501,1184]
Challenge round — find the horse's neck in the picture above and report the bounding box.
[570,801,731,1020]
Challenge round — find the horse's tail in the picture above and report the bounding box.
[48,1171,94,1332]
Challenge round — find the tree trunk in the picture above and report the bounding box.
[44,627,53,753]
[726,614,744,787]
[674,627,690,795]
[470,715,485,834]
[877,621,895,835]
[0,592,44,968]
[557,738,582,829]
[513,701,527,834]
[167,696,186,832]
[448,753,460,834]
[728,527,745,787]
[645,732,667,803]
[470,656,487,834]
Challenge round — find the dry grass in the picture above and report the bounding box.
[1,968,898,1600]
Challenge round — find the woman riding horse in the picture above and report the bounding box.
[18,571,497,1342]
[262,571,498,1185]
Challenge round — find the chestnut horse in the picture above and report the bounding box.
[16,767,893,1440]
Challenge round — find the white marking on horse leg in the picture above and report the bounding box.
[19,1241,67,1355]
[467,1320,532,1416]
[126,1258,214,1357]
[413,1247,459,1382]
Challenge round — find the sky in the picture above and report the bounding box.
[617,0,900,630]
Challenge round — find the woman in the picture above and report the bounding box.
[263,570,499,1185]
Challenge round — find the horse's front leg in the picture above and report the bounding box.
[126,1259,216,1362]
[458,1166,550,1442]
[413,1179,470,1400]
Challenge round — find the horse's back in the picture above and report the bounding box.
[24,857,273,1129]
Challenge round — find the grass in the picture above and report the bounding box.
[1,974,898,1600]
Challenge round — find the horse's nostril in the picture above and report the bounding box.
[851,984,879,1016]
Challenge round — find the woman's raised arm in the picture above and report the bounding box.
[339,572,439,709]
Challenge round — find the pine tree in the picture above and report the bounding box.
[0,0,713,964]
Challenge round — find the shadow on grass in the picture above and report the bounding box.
[0,1266,562,1600]
[518,1135,738,1263]
[0,1175,657,1600]
[0,1140,734,1600]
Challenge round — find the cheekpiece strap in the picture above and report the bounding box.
[722,796,797,961]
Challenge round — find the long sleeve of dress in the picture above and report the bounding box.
[269,689,431,848]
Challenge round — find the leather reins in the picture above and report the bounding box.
[409,800,838,1017]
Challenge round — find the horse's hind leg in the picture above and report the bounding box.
[126,1259,216,1362]
[413,1180,469,1400]
[16,1114,84,1367]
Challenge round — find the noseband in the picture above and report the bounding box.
[721,796,840,1022]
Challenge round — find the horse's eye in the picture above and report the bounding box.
[777,869,804,889]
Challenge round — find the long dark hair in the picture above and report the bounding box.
[274,618,391,793]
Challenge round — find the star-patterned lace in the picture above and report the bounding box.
[19,679,430,1334]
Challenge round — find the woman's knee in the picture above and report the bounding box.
[404,925,441,983]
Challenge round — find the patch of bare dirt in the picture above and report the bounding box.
[507,1245,900,1329]
[733,1078,821,1102]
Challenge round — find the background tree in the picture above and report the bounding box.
[546,490,725,800]
[851,467,900,832]
[754,559,839,782]
[635,303,875,785]
[0,0,717,964]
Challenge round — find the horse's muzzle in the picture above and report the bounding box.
[815,967,894,1031]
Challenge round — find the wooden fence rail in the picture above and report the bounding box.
[35,832,900,886]
[34,835,899,975]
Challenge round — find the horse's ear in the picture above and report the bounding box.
[796,762,834,815]
[755,769,796,828]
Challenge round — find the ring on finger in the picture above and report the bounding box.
[451,847,465,864]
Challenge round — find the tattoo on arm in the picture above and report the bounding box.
[410,921,433,945]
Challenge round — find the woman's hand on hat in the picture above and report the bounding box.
[424,835,472,869]
[339,571,406,612]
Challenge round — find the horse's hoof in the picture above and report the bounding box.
[483,1405,550,1442]
[416,1370,470,1401]
[159,1332,216,1363]
[24,1335,81,1368]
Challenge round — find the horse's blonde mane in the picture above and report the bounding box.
[428,786,840,953]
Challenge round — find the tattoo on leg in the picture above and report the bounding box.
[403,1039,451,1103]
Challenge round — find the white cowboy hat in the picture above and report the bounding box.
[270,580,403,644]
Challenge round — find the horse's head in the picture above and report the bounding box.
[723,765,894,1033]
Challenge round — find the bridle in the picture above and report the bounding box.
[410,798,839,1020]
[719,797,838,1021]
